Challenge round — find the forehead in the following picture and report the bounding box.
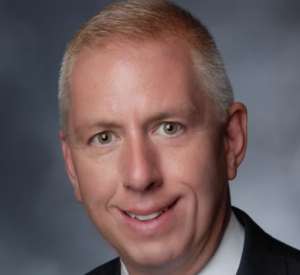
[68,40,206,132]
[70,39,196,90]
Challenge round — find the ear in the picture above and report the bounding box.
[224,102,248,180]
[60,131,83,203]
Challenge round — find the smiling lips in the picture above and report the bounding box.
[125,208,168,221]
[123,201,176,221]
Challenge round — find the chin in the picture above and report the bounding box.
[119,237,189,268]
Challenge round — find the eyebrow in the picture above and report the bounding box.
[73,105,203,141]
[146,106,203,122]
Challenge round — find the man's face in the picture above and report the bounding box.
[63,41,230,269]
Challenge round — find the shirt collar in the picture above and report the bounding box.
[197,210,245,275]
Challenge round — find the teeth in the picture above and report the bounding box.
[126,212,136,219]
[126,210,164,221]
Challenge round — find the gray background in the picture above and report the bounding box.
[1,0,299,274]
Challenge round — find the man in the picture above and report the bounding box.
[58,0,300,274]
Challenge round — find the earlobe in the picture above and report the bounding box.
[226,151,237,180]
[60,131,83,203]
[224,102,248,180]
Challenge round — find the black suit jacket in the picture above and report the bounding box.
[86,207,300,275]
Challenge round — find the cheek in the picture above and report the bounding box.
[73,153,119,205]
[160,140,226,243]
[162,137,225,201]
[166,143,218,177]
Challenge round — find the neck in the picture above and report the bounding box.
[125,188,231,275]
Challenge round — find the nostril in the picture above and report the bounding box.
[146,182,156,190]
[124,184,133,190]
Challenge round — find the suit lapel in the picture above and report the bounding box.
[233,207,287,275]
[85,258,121,275]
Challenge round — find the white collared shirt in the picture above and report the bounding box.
[121,210,245,275]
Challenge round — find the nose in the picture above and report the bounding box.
[121,136,162,192]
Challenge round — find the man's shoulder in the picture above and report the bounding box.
[233,207,300,275]
[85,257,120,275]
[270,234,300,273]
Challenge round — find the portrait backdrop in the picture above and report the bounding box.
[0,0,299,274]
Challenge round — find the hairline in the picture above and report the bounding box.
[59,0,234,135]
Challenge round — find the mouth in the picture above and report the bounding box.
[123,200,177,222]
[120,199,179,235]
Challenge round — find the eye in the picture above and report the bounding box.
[92,131,116,145]
[156,122,182,136]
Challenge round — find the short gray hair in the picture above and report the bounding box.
[58,0,234,134]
